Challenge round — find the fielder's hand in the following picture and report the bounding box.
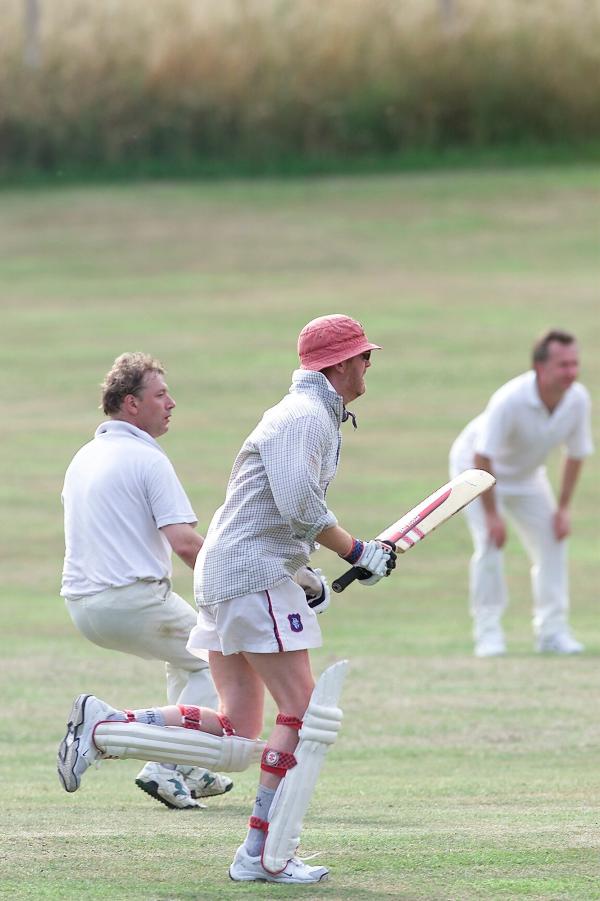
[294,566,331,613]
[342,539,397,587]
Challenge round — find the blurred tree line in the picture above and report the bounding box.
[4,0,600,176]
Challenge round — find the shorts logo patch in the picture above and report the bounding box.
[288,613,304,633]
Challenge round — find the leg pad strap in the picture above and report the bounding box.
[261,746,297,777]
[275,714,302,730]
[93,721,264,772]
[178,705,201,729]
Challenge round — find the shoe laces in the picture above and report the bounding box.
[292,850,321,863]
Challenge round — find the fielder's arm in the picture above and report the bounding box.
[160,523,204,569]
[473,453,506,548]
[555,457,584,539]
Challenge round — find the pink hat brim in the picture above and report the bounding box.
[301,339,381,370]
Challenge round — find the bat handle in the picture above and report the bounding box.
[332,566,369,593]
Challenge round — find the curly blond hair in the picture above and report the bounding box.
[101,352,165,415]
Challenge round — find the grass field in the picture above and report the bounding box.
[1,165,599,900]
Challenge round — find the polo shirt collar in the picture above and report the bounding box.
[524,370,545,409]
[95,420,165,454]
[526,369,574,415]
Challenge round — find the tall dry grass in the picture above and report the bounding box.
[2,0,600,172]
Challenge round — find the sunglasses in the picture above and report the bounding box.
[360,351,371,361]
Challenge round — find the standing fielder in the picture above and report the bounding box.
[58,315,396,884]
[450,330,593,658]
[61,353,232,808]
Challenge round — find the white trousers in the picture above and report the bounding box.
[65,579,218,708]
[460,476,570,642]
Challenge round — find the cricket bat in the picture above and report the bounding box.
[331,468,495,593]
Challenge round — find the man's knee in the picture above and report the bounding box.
[223,710,264,741]
[269,675,314,720]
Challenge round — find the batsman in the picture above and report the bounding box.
[58,314,397,885]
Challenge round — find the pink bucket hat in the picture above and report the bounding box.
[298,314,381,371]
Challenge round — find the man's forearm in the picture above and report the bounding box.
[315,524,354,557]
[161,523,204,569]
[473,453,498,514]
[176,540,203,569]
[558,458,583,509]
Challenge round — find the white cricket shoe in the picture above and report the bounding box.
[229,844,329,884]
[135,762,205,810]
[57,694,118,792]
[474,634,506,658]
[176,765,234,799]
[537,633,584,654]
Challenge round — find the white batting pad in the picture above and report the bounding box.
[262,659,349,874]
[94,721,265,772]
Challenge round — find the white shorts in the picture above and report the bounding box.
[186,578,323,657]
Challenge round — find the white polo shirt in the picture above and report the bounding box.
[450,371,593,493]
[61,421,197,597]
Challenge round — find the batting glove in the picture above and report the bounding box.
[294,566,331,614]
[342,539,397,587]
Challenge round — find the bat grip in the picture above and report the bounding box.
[332,566,370,593]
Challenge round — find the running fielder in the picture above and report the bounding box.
[60,352,232,809]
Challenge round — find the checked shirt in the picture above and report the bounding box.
[195,369,345,605]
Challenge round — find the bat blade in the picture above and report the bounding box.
[377,468,495,551]
[331,469,495,593]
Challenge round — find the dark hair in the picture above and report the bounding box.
[532,330,576,365]
[101,352,164,415]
